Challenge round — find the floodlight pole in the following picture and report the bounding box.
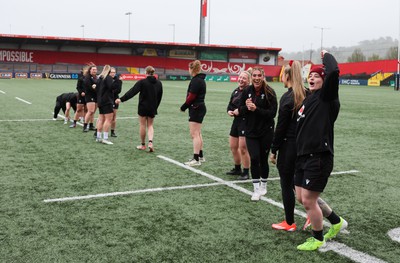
[314,26,330,53]
[207,0,211,44]
[168,24,175,42]
[396,2,400,90]
[125,12,132,40]
[81,25,85,38]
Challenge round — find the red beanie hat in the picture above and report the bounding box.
[309,66,326,80]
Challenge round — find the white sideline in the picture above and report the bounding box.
[0,90,5,94]
[15,97,32,104]
[320,241,387,263]
[388,228,400,243]
[0,118,60,122]
[157,155,386,263]
[0,116,137,122]
[157,155,353,230]
[44,182,223,203]
[43,176,279,203]
[42,154,384,263]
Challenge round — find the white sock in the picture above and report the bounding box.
[253,180,260,192]
[97,132,102,139]
[261,179,267,188]
[103,132,109,140]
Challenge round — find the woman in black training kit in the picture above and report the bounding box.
[295,50,347,251]
[180,60,207,166]
[226,70,251,180]
[234,67,277,201]
[270,60,306,231]
[116,66,163,152]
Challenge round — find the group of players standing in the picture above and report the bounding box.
[53,53,348,250]
[53,64,122,144]
[53,64,163,147]
[224,51,348,251]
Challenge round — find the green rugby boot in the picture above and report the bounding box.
[324,217,348,240]
[297,237,326,251]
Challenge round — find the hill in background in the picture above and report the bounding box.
[280,36,398,63]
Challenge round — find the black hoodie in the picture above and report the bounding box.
[120,76,163,116]
[296,53,340,156]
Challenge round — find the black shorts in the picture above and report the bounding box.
[77,95,86,104]
[230,117,246,137]
[113,103,119,110]
[138,110,155,118]
[189,103,206,123]
[85,95,97,103]
[294,152,333,192]
[99,104,114,114]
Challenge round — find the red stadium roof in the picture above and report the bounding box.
[0,34,281,52]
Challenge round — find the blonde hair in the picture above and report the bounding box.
[284,61,306,111]
[189,60,202,75]
[145,66,155,75]
[99,64,111,79]
[239,70,252,85]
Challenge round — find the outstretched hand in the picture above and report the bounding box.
[321,50,328,59]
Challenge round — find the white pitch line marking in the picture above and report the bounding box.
[55,113,84,127]
[15,97,32,104]
[331,170,359,175]
[157,155,387,263]
[0,119,59,122]
[319,241,387,263]
[388,228,400,243]
[0,116,138,122]
[43,177,278,203]
[157,155,336,228]
[44,182,223,203]
[0,90,5,94]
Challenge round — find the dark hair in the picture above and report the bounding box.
[252,67,275,98]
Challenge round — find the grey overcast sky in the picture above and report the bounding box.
[1,0,399,52]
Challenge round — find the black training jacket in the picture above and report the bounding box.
[271,88,297,154]
[76,73,84,95]
[97,75,114,108]
[187,73,206,105]
[239,84,278,138]
[296,53,340,156]
[120,76,163,116]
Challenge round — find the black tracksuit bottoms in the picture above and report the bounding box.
[277,138,297,224]
[246,130,273,180]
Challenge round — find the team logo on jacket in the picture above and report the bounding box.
[261,94,265,99]
[297,105,305,122]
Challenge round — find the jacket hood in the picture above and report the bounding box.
[147,75,157,83]
[195,73,206,79]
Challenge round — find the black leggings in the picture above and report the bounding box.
[53,99,66,118]
[277,139,296,224]
[246,131,273,180]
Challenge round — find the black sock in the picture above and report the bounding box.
[149,140,153,143]
[234,164,241,171]
[312,230,324,241]
[83,123,87,129]
[89,123,94,128]
[326,211,341,225]
[199,150,203,158]
[111,129,115,133]
[193,154,199,161]
[141,142,145,146]
[74,120,77,124]
[243,168,249,175]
